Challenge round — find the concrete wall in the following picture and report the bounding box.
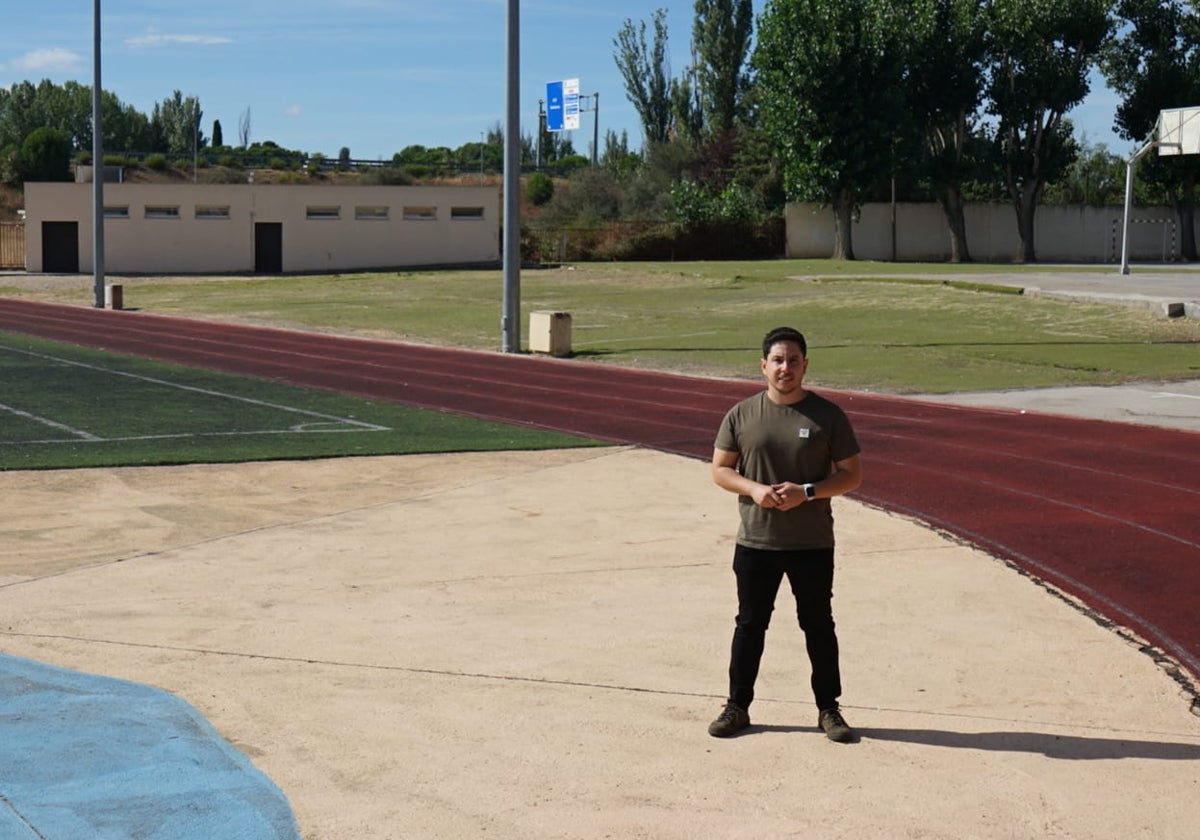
[23,183,500,273]
[786,202,1193,263]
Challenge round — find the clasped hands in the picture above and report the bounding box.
[752,481,810,511]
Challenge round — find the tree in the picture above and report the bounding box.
[613,9,673,146]
[338,146,351,171]
[238,107,252,148]
[212,119,224,148]
[152,91,205,155]
[1103,0,1200,260]
[0,80,152,155]
[983,0,1112,262]
[1041,138,1125,205]
[599,129,641,177]
[21,127,72,182]
[905,0,988,263]
[692,0,754,139]
[754,0,912,259]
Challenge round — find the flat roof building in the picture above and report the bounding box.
[23,181,500,274]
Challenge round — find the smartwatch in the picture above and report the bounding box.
[803,483,816,500]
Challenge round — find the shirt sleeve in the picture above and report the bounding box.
[829,406,861,462]
[714,405,739,452]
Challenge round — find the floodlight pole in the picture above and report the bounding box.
[1120,139,1180,275]
[92,0,105,308]
[501,0,521,352]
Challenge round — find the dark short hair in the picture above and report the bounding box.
[762,326,807,358]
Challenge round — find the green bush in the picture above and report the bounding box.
[359,167,413,186]
[21,127,72,182]
[144,153,169,171]
[526,171,554,206]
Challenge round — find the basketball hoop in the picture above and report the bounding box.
[1119,106,1199,275]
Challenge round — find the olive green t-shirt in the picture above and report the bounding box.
[714,390,860,550]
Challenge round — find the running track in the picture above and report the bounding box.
[3,298,1198,692]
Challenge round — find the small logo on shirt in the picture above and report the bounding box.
[798,428,811,439]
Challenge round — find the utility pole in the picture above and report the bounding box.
[501,0,521,352]
[92,0,105,308]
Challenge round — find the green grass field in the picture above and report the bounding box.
[7,260,1197,393]
[0,332,605,471]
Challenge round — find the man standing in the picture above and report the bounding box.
[708,326,863,742]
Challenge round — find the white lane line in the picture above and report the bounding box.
[0,401,101,440]
[1,345,390,432]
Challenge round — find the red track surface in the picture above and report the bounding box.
[3,298,1199,686]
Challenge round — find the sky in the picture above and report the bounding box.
[0,1,1136,161]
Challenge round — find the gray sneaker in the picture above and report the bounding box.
[818,707,856,743]
[708,702,750,738]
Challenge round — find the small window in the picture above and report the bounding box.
[451,206,485,221]
[306,206,341,220]
[355,206,389,221]
[195,205,231,220]
[144,205,180,219]
[104,206,129,219]
[403,206,437,221]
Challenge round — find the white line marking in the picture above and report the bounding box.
[1153,391,1200,401]
[0,345,391,438]
[0,401,101,440]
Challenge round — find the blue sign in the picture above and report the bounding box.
[546,79,580,132]
[546,81,564,131]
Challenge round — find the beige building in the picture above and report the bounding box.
[23,182,500,274]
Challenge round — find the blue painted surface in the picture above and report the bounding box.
[0,654,301,840]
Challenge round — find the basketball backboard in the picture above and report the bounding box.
[1157,106,1200,155]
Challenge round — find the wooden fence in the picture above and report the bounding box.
[0,223,24,269]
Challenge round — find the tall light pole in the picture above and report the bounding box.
[92,0,105,308]
[501,0,521,352]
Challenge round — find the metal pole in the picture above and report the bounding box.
[501,0,521,352]
[1119,156,1135,275]
[592,92,599,166]
[536,100,543,170]
[92,0,105,308]
[1119,139,1180,275]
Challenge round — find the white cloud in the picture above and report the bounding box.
[125,33,234,48]
[10,48,83,73]
[284,105,303,117]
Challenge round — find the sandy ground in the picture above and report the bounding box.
[2,446,1198,839]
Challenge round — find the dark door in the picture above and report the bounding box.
[42,222,79,273]
[254,223,283,273]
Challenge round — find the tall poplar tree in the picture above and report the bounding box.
[1103,0,1200,260]
[692,0,754,139]
[754,0,910,259]
[613,9,674,146]
[983,0,1111,262]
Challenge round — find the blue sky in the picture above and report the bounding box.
[1,1,1133,160]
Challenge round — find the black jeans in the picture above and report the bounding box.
[725,544,841,712]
